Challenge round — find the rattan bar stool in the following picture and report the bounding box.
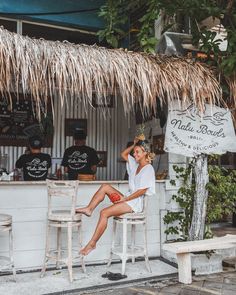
[0,213,16,281]
[107,196,151,275]
[41,180,85,282]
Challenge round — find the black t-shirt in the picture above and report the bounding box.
[61,145,99,180]
[16,153,51,181]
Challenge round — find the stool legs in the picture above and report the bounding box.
[41,222,85,281]
[78,225,86,273]
[56,227,62,269]
[41,222,50,277]
[131,224,135,264]
[121,219,127,275]
[143,222,151,273]
[107,219,117,267]
[67,222,86,281]
[9,227,16,281]
[0,216,16,281]
[67,223,73,282]
[108,217,151,275]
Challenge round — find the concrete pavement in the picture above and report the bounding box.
[69,269,236,295]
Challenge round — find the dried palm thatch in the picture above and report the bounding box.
[0,27,225,119]
[226,74,236,108]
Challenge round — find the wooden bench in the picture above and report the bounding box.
[162,234,236,284]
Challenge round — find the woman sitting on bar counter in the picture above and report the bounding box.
[77,138,156,256]
[15,135,51,181]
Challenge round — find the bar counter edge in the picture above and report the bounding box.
[0,180,166,185]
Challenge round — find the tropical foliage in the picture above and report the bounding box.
[98,0,236,83]
[164,161,236,241]
[98,0,160,53]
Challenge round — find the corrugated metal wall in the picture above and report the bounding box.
[0,96,132,180]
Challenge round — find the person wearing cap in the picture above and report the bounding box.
[15,135,51,181]
[61,130,99,180]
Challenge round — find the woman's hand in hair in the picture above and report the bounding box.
[133,137,139,145]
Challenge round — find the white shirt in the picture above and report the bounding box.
[125,154,156,213]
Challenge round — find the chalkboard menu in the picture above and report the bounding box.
[0,94,53,147]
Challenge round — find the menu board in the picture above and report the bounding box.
[0,94,53,147]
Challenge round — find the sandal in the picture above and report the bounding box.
[76,210,91,217]
[107,273,127,281]
[101,271,113,278]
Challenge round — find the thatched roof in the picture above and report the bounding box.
[0,27,226,118]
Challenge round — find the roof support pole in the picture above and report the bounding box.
[17,20,22,35]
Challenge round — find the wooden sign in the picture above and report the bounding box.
[164,101,236,157]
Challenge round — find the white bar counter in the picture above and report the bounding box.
[0,180,166,270]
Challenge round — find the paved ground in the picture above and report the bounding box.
[0,259,177,295]
[66,221,236,295]
[69,269,236,295]
[211,222,236,237]
[1,223,236,295]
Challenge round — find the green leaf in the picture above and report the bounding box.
[170,179,176,186]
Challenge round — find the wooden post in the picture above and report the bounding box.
[189,154,208,241]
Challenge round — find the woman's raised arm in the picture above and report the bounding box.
[121,138,138,161]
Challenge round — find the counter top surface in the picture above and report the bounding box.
[0,179,166,185]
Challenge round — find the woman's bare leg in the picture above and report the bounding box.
[80,202,132,255]
[76,184,123,216]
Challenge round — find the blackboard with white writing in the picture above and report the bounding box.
[0,94,53,147]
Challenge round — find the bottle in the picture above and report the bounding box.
[63,172,69,180]
[56,167,62,180]
[13,168,20,181]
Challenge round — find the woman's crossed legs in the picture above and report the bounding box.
[76,184,132,256]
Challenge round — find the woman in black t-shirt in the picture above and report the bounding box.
[15,136,51,181]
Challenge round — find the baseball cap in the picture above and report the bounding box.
[74,130,87,140]
[29,135,43,148]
